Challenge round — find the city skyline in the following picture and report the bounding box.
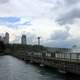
[0,32,43,46]
[0,0,80,48]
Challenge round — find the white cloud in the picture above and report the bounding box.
[0,0,55,17]
[0,0,80,47]
[0,18,65,44]
[69,19,80,39]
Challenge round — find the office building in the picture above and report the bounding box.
[0,32,9,44]
[21,35,27,45]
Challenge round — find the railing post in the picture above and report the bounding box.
[76,53,79,61]
[70,53,72,62]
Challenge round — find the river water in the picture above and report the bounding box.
[0,55,80,80]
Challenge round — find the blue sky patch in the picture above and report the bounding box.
[0,16,31,27]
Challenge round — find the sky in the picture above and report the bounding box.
[0,0,80,48]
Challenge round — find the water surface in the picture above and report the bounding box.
[0,55,79,80]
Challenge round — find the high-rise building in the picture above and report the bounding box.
[21,35,26,45]
[0,36,2,41]
[0,32,9,44]
[4,32,9,44]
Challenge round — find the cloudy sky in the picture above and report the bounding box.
[0,0,80,48]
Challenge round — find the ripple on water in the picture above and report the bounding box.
[0,55,79,80]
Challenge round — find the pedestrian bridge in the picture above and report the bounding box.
[23,51,80,75]
[1,44,80,75]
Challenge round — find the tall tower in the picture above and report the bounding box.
[37,37,40,46]
[21,35,26,45]
[4,32,9,44]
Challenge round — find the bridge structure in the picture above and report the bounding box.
[0,44,80,75]
[23,51,80,75]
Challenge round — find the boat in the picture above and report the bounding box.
[58,70,66,74]
[40,63,44,67]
